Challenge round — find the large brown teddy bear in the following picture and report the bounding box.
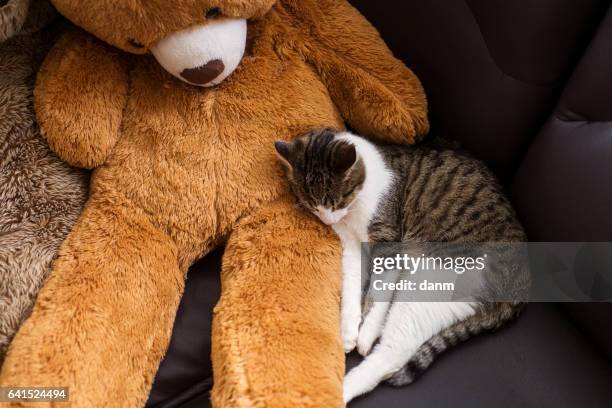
[0,0,428,406]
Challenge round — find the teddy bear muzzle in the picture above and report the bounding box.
[151,18,247,87]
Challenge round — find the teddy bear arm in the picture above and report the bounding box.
[291,0,429,144]
[35,29,129,169]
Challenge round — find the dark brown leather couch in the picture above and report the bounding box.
[146,1,612,406]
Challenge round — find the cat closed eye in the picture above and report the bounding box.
[128,38,145,48]
[342,187,356,199]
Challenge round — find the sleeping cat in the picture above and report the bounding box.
[275,128,527,403]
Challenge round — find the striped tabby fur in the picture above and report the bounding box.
[388,302,521,386]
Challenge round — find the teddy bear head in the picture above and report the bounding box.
[49,0,276,86]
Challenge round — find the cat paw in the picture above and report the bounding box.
[343,364,379,403]
[343,383,356,405]
[356,303,387,356]
[356,324,378,356]
[343,371,361,404]
[342,314,361,353]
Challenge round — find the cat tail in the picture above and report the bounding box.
[386,302,523,386]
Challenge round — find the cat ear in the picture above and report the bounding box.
[332,142,357,174]
[274,140,293,169]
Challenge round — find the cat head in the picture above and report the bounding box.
[275,128,365,225]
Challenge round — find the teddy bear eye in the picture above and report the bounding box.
[205,7,221,19]
[127,38,144,49]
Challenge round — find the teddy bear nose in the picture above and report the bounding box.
[180,59,225,85]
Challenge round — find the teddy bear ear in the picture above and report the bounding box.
[274,140,293,168]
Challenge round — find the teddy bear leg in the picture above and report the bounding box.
[0,197,185,407]
[211,195,344,408]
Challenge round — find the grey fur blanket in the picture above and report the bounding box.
[0,0,88,364]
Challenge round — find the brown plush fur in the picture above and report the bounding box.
[0,0,428,406]
[49,0,277,54]
[0,0,30,42]
[0,0,88,366]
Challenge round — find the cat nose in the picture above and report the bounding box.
[315,208,333,225]
[180,59,225,85]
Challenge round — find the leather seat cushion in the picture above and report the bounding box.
[150,301,612,407]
